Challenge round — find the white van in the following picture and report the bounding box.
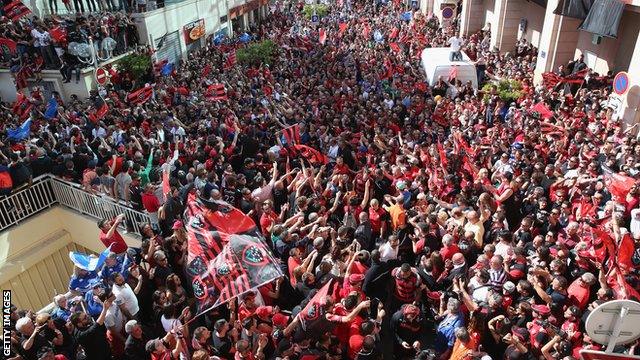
[421,47,478,89]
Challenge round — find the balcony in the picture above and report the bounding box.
[0,176,148,310]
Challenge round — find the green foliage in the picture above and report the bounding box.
[482,79,524,104]
[302,4,328,19]
[118,53,152,82]
[237,40,277,66]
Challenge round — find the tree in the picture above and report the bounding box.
[237,40,277,66]
[482,79,523,104]
[118,53,152,84]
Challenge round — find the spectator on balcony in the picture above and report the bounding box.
[60,48,81,84]
[0,159,12,196]
[8,152,32,191]
[98,213,129,254]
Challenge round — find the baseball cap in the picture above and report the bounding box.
[511,327,528,342]
[172,220,184,229]
[532,304,550,316]
[272,313,290,327]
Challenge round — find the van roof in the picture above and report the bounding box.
[420,47,474,68]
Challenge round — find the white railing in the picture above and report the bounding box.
[0,175,150,234]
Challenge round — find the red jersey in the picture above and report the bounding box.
[99,229,128,254]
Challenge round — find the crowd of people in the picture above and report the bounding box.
[3,0,640,359]
[0,11,140,84]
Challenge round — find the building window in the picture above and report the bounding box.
[220,15,228,23]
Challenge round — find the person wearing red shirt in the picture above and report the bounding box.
[339,274,366,301]
[145,330,185,360]
[567,272,596,310]
[141,184,161,229]
[237,291,259,322]
[259,200,285,236]
[368,199,388,239]
[439,234,460,261]
[98,214,128,254]
[348,321,376,359]
[106,152,124,177]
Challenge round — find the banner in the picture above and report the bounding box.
[184,19,205,45]
[184,196,282,312]
[127,86,153,105]
[3,1,31,21]
[283,124,301,144]
[602,165,635,201]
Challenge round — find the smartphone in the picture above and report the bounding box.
[370,298,379,319]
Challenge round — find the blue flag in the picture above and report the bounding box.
[7,118,31,141]
[44,97,58,119]
[401,11,412,21]
[69,244,113,271]
[374,30,384,43]
[161,62,174,76]
[213,33,226,45]
[238,32,252,44]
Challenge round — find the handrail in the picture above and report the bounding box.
[0,175,150,234]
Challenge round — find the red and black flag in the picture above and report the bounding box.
[541,72,562,89]
[184,195,282,312]
[88,97,109,123]
[127,86,153,105]
[283,124,301,145]
[12,92,32,120]
[298,279,334,332]
[563,68,589,84]
[3,1,31,21]
[206,83,227,101]
[290,144,328,165]
[530,102,554,119]
[0,38,17,57]
[602,165,636,202]
[224,50,237,70]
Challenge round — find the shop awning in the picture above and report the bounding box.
[578,0,625,38]
[553,0,594,19]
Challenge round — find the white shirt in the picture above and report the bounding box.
[112,283,139,317]
[104,303,124,334]
[448,37,462,52]
[379,242,398,262]
[161,315,181,333]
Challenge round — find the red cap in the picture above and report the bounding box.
[509,269,526,279]
[272,313,290,327]
[172,220,183,229]
[209,149,218,158]
[348,273,365,285]
[532,304,550,316]
[255,306,274,318]
[426,291,441,300]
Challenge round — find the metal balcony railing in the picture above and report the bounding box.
[0,175,150,234]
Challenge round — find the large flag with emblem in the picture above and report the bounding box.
[184,194,282,312]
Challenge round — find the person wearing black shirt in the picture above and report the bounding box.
[15,317,52,360]
[211,319,235,359]
[70,294,113,360]
[9,153,32,189]
[124,320,149,360]
[29,148,53,177]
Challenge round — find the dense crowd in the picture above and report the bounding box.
[3,0,640,359]
[0,11,139,83]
